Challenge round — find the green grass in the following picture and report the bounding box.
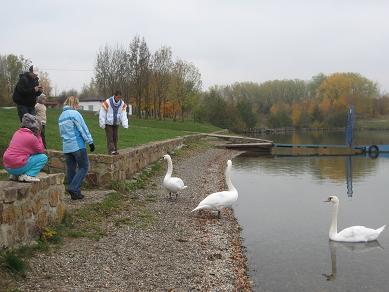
[1,252,27,275]
[0,237,55,280]
[55,192,123,240]
[55,161,163,239]
[0,107,220,157]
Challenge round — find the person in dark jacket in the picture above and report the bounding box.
[12,65,43,121]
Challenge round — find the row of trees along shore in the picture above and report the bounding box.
[1,36,389,129]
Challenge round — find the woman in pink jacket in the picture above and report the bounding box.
[3,113,48,182]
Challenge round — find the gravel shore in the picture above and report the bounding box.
[17,141,252,291]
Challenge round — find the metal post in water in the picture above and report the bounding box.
[345,106,354,147]
[345,156,353,197]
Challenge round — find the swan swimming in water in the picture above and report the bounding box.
[324,195,386,242]
[163,154,187,200]
[192,160,238,218]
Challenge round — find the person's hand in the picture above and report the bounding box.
[89,143,95,152]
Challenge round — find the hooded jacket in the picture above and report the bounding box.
[58,106,93,153]
[12,72,42,107]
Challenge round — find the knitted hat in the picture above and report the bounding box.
[21,113,41,134]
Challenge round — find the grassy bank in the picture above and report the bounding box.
[0,107,220,157]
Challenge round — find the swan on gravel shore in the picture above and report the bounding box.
[192,160,238,218]
[162,154,187,200]
[324,195,386,242]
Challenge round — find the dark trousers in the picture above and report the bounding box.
[41,124,46,149]
[64,148,89,195]
[17,104,35,122]
[105,125,119,154]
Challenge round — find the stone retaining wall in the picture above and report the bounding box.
[0,134,203,248]
[0,173,65,248]
[46,134,204,187]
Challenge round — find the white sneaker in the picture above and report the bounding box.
[9,174,19,181]
[18,174,40,182]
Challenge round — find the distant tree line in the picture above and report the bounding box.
[2,38,389,129]
[196,73,389,129]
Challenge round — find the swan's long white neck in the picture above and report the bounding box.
[165,157,173,177]
[225,164,236,192]
[329,202,339,239]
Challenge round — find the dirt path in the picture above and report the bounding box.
[17,142,251,291]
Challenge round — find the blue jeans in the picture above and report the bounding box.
[6,154,48,177]
[64,148,89,195]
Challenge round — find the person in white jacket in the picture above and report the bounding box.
[99,90,128,155]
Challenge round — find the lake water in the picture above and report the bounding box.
[233,131,389,292]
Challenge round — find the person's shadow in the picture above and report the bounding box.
[322,240,383,281]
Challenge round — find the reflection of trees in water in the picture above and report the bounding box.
[234,155,377,182]
[322,241,383,281]
[251,130,389,146]
[310,156,377,182]
[245,131,381,182]
[354,131,389,145]
[251,131,346,145]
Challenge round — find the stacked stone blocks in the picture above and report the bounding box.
[1,134,204,248]
[45,135,203,187]
[0,173,65,248]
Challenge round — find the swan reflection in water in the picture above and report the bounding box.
[322,240,383,281]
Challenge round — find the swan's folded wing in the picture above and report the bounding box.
[338,226,376,239]
[170,177,185,188]
[164,177,186,193]
[198,191,229,208]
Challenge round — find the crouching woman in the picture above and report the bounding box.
[3,113,48,182]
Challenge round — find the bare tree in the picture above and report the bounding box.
[95,45,128,98]
[0,55,8,105]
[128,36,151,117]
[169,60,202,120]
[151,46,173,119]
[95,45,112,97]
[38,71,53,96]
[92,36,203,120]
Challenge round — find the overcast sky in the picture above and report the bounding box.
[1,0,389,95]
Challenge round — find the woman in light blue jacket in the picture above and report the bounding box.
[58,96,95,200]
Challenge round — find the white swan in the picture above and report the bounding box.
[192,160,238,218]
[324,195,386,242]
[163,154,187,200]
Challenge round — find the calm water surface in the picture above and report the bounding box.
[233,131,389,292]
